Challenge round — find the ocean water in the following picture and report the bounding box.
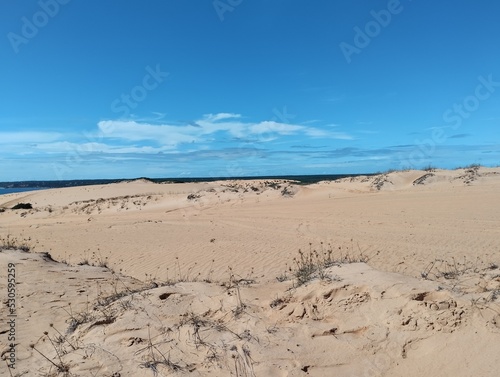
[0,187,43,195]
[0,174,372,196]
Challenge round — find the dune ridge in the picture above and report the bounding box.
[1,167,500,376]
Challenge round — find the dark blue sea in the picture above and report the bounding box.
[0,187,43,195]
[0,174,372,196]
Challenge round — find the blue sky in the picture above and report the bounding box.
[1,0,499,181]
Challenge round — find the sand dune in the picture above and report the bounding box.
[1,167,500,375]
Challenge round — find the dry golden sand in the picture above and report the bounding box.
[0,167,499,376]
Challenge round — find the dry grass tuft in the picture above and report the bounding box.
[290,242,368,286]
[0,234,33,252]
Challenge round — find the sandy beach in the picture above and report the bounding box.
[1,167,500,376]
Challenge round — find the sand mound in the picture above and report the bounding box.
[1,167,500,375]
[1,249,499,376]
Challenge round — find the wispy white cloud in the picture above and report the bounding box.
[97,113,353,146]
[0,113,360,180]
[98,120,198,145]
[0,131,62,144]
[0,113,354,163]
[249,121,303,135]
[203,113,241,122]
[0,113,353,159]
[304,128,353,140]
[35,141,177,155]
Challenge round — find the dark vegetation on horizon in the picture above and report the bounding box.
[0,173,374,189]
[1,164,490,190]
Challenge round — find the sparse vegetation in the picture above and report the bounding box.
[30,342,70,375]
[65,302,94,334]
[421,256,500,302]
[3,168,500,375]
[66,193,160,215]
[221,267,250,318]
[266,181,282,190]
[281,185,295,197]
[454,163,482,184]
[270,294,291,309]
[276,271,289,282]
[290,242,368,286]
[8,238,500,376]
[456,163,482,170]
[0,234,32,252]
[138,324,189,374]
[371,174,392,190]
[187,193,201,200]
[412,172,435,186]
[11,202,33,210]
[97,256,109,269]
[421,256,494,280]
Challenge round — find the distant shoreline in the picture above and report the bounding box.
[0,173,373,191]
[0,187,45,195]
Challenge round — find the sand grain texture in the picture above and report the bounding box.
[1,167,500,376]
